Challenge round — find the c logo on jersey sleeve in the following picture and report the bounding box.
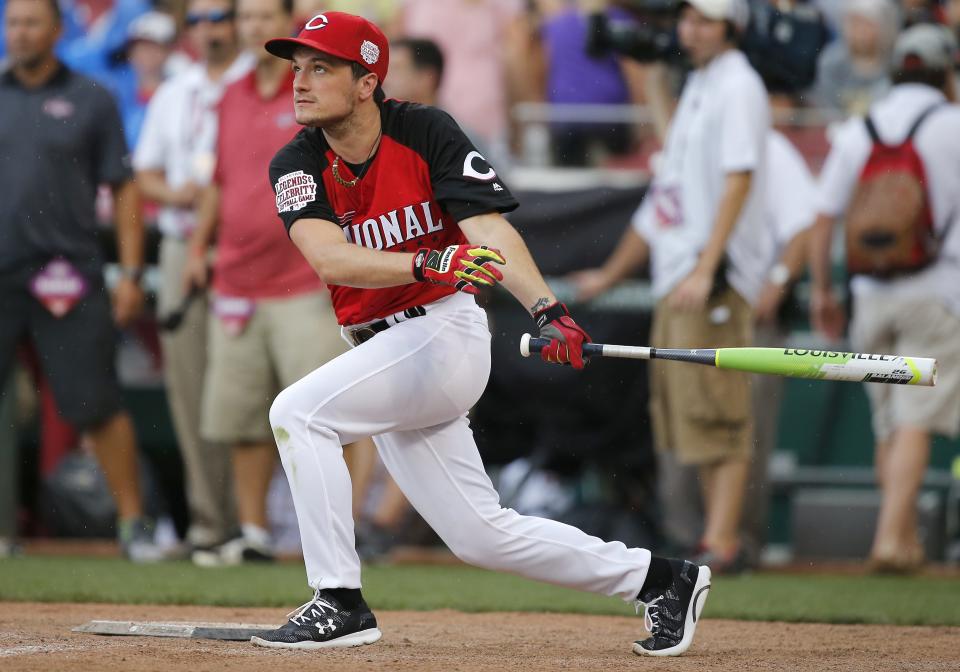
[462,151,497,182]
[275,170,317,213]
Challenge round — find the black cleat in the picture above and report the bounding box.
[633,561,711,657]
[251,589,381,650]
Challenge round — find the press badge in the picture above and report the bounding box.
[29,258,89,318]
[213,295,256,336]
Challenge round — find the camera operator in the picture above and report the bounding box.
[573,0,771,572]
[585,0,827,123]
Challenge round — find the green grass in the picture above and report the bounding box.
[1,557,958,626]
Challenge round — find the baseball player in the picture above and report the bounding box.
[253,12,710,657]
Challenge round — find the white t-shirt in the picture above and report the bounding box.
[816,83,960,315]
[764,130,817,268]
[632,49,771,304]
[133,53,254,238]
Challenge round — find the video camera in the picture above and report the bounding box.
[586,0,829,94]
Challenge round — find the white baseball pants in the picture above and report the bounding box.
[269,292,651,601]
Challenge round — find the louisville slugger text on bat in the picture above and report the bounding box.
[520,334,937,387]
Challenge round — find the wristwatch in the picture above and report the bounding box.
[119,265,144,284]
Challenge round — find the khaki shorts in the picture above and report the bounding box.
[202,291,345,443]
[649,287,753,465]
[850,293,960,442]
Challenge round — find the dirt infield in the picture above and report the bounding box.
[1,602,958,672]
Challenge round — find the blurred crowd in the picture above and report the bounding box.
[2,0,959,574]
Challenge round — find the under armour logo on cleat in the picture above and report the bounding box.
[316,618,337,635]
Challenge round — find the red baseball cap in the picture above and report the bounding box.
[265,12,389,84]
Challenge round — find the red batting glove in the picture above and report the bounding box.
[412,244,506,295]
[534,302,592,369]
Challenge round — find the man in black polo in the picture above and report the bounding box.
[0,0,160,561]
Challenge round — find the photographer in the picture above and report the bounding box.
[573,0,770,572]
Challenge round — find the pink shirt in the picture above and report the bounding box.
[213,72,321,299]
[401,0,522,142]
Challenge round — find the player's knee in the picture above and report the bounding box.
[445,534,489,567]
[269,385,300,433]
[270,380,348,450]
[438,509,514,568]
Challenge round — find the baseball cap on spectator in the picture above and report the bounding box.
[126,11,177,47]
[680,0,750,32]
[891,23,959,72]
[265,12,389,84]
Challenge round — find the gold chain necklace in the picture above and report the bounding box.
[331,129,382,189]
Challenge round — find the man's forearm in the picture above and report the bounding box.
[505,16,534,107]
[189,185,220,254]
[291,213,557,311]
[602,225,649,284]
[809,213,836,291]
[777,228,813,281]
[135,169,177,205]
[114,180,144,270]
[291,218,416,288]
[696,171,752,277]
[459,213,556,315]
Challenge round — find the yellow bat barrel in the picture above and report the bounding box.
[714,348,937,387]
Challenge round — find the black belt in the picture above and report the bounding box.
[347,305,426,346]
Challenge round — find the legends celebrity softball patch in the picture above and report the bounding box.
[275,170,318,213]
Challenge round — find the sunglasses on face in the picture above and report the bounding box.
[185,9,234,26]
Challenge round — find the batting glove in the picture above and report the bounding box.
[413,244,506,295]
[534,302,592,369]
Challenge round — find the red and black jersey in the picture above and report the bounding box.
[269,99,519,326]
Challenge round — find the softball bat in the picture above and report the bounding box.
[519,334,937,386]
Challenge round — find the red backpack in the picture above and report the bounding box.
[845,104,943,277]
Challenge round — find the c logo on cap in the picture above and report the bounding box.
[305,14,329,30]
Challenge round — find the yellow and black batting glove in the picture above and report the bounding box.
[412,244,506,295]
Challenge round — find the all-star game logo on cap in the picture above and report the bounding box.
[360,40,380,65]
[265,11,389,84]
